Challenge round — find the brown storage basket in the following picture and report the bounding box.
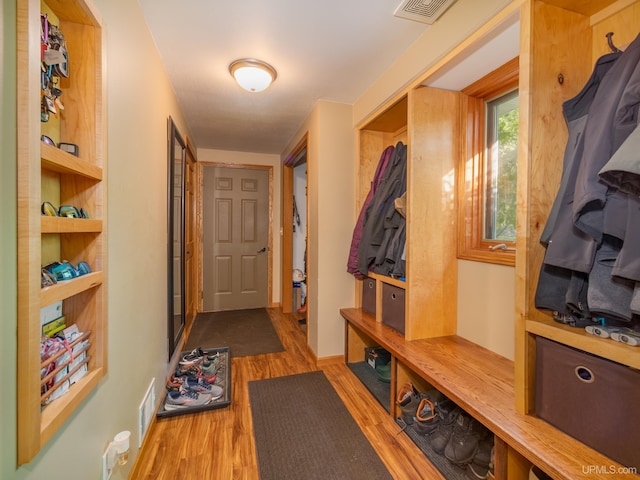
[362,277,376,316]
[381,283,405,335]
[535,336,640,469]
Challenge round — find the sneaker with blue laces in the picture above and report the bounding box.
[164,388,212,410]
[183,376,224,399]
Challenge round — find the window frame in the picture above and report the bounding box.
[457,57,519,266]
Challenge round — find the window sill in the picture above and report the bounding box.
[458,248,515,267]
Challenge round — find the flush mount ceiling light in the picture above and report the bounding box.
[229,58,277,93]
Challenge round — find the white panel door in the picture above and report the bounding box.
[202,166,269,311]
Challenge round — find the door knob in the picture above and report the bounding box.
[257,247,267,254]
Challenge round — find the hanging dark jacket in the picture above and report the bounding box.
[535,50,621,315]
[347,144,394,278]
[573,34,640,247]
[358,141,407,277]
[541,50,621,273]
[537,34,640,323]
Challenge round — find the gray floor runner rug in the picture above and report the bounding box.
[184,308,284,357]
[248,371,393,480]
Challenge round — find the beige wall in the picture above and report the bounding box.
[458,260,516,360]
[196,149,283,305]
[3,0,190,478]
[281,101,356,359]
[1,0,19,477]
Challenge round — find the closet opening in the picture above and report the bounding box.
[282,135,308,332]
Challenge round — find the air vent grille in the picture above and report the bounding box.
[393,0,457,25]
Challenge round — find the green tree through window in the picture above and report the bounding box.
[485,91,518,242]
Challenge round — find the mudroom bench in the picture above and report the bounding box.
[340,307,632,480]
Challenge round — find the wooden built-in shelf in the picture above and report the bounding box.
[41,216,102,233]
[361,95,408,133]
[41,143,102,180]
[17,0,106,463]
[341,307,630,480]
[347,0,640,478]
[514,0,640,415]
[40,271,103,306]
[367,272,406,289]
[39,368,103,444]
[525,316,640,370]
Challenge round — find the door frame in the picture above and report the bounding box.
[184,137,197,332]
[197,161,273,312]
[282,134,308,314]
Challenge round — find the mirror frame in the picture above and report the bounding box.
[167,116,186,359]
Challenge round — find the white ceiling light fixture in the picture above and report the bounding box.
[229,58,277,93]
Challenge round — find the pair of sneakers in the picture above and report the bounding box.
[180,347,221,366]
[165,388,215,410]
[164,377,224,410]
[174,348,220,380]
[172,361,217,385]
[166,371,218,390]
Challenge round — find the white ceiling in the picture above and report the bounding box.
[137,1,433,154]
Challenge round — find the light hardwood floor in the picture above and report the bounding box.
[133,307,443,479]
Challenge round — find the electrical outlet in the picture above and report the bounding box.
[102,447,113,480]
[102,430,131,480]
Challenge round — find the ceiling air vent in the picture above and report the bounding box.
[393,0,458,25]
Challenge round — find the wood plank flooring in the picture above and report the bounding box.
[133,307,443,479]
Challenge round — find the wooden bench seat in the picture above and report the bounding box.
[341,307,635,480]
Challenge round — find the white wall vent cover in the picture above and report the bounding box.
[394,0,458,25]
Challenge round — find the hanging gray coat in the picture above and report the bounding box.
[357,141,407,277]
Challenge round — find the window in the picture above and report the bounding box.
[485,91,518,243]
[458,58,519,266]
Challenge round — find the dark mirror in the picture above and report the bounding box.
[168,117,186,359]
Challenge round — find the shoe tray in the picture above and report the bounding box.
[157,346,232,418]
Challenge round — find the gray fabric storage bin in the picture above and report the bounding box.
[381,283,405,335]
[535,336,640,469]
[362,276,376,316]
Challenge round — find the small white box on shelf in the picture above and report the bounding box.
[40,301,63,326]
